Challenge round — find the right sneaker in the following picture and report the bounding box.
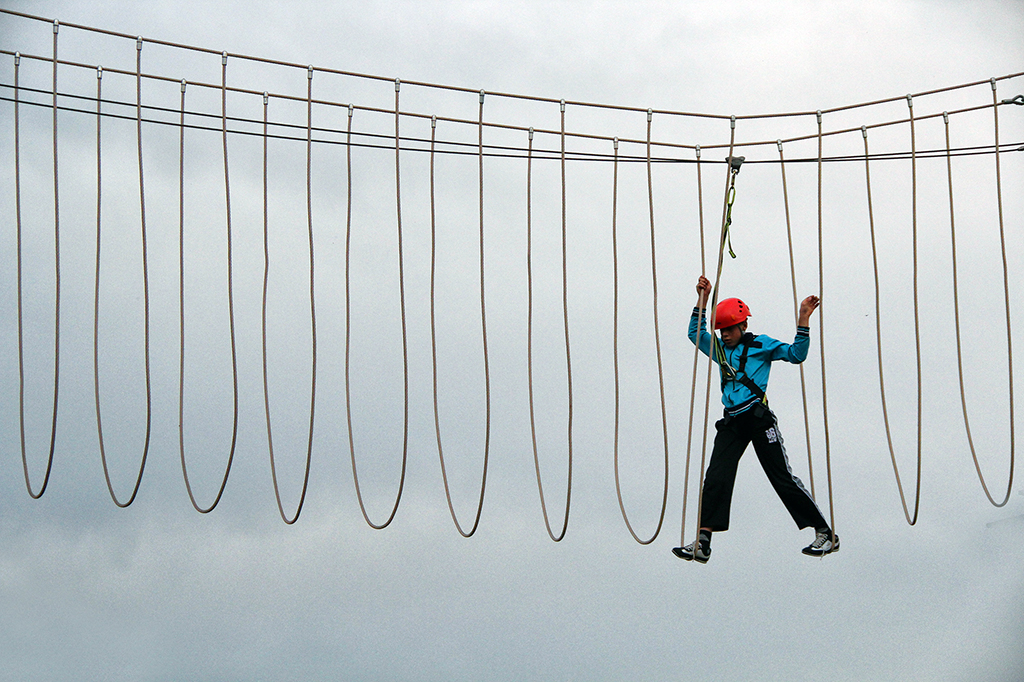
[802,529,840,556]
[672,540,711,563]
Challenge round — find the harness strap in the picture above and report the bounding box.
[717,333,767,404]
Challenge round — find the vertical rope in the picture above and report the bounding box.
[559,99,576,530]
[690,117,738,547]
[263,67,317,525]
[944,90,1015,507]
[16,23,61,499]
[816,110,838,537]
[431,93,492,538]
[177,52,239,514]
[613,110,670,545]
[527,126,572,542]
[93,41,152,508]
[862,123,920,525]
[777,140,816,500]
[679,145,707,547]
[344,86,409,530]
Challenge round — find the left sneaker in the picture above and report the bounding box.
[802,529,840,556]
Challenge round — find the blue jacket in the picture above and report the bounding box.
[688,307,810,416]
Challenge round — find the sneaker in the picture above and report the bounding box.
[672,540,711,563]
[802,529,840,556]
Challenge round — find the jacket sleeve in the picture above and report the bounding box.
[765,326,811,363]
[688,307,714,358]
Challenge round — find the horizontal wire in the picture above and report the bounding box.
[3,85,1020,166]
[3,8,1022,123]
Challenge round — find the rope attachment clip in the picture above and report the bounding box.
[1001,94,1024,106]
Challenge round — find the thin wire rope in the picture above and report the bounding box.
[691,118,739,545]
[527,125,572,542]
[1,63,1017,166]
[678,145,706,547]
[93,42,153,508]
[613,111,670,545]
[943,89,1015,507]
[861,121,921,525]
[262,71,318,526]
[4,9,1020,123]
[15,25,61,499]
[177,54,240,514]
[344,87,410,530]
[815,111,838,538]
[777,141,816,500]
[430,94,492,538]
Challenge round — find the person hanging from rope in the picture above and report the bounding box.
[674,275,837,563]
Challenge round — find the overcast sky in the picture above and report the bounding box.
[2,2,1023,681]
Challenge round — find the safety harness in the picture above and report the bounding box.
[713,332,767,405]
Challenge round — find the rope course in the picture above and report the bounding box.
[1,10,1022,541]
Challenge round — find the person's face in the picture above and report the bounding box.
[720,321,747,348]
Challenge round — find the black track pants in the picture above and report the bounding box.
[700,406,827,532]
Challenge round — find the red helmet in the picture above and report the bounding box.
[714,297,751,330]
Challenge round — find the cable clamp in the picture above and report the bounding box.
[431,115,437,129]
[695,144,701,159]
[991,77,998,91]
[222,51,228,66]
[816,110,822,124]
[97,65,103,80]
[1001,94,1024,105]
[137,37,143,52]
[14,52,20,66]
[395,78,400,92]
[181,79,187,93]
[861,125,867,138]
[53,19,59,34]
[730,114,736,130]
[942,111,949,124]
[529,127,534,141]
[647,108,653,123]
[479,89,485,104]
[307,65,313,80]
[348,103,354,118]
[906,94,913,108]
[613,136,618,151]
[560,99,565,113]
[263,91,269,106]
[776,139,783,152]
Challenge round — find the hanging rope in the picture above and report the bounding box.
[261,69,318,526]
[527,126,573,542]
[177,52,240,514]
[15,23,61,500]
[344,82,410,530]
[688,117,739,549]
[430,92,492,538]
[613,110,670,545]
[93,42,153,508]
[776,140,816,500]
[942,87,1015,508]
[815,111,839,539]
[678,145,707,548]
[861,118,921,525]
